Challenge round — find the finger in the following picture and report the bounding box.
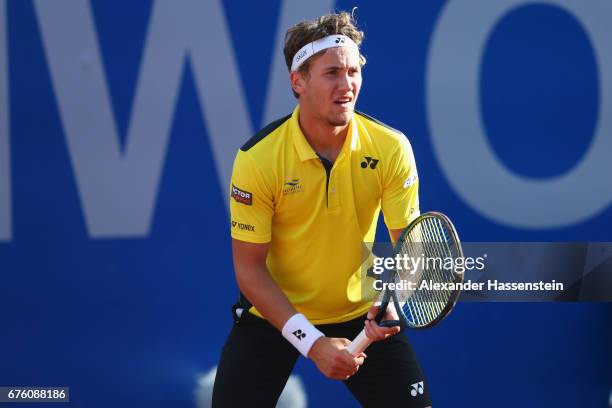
[336,369,356,381]
[334,368,353,379]
[332,366,353,380]
[364,320,380,340]
[333,372,349,381]
[364,320,376,339]
[339,352,360,369]
[347,366,359,379]
[366,305,378,320]
[365,320,386,340]
[338,338,351,347]
[375,325,400,338]
[367,320,398,340]
[385,324,401,335]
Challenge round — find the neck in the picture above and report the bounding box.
[298,106,349,162]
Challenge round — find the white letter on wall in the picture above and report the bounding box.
[33,0,334,238]
[427,0,612,228]
[34,0,252,237]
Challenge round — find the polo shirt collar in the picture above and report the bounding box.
[290,105,361,162]
[290,106,318,162]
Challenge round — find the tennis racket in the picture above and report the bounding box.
[348,212,464,356]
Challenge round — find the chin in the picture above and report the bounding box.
[327,111,353,127]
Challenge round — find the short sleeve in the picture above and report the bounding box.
[381,136,420,230]
[229,150,274,243]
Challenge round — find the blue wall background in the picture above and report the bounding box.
[0,1,610,407]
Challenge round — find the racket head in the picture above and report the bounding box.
[389,212,464,329]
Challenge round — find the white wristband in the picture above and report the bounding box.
[281,313,324,358]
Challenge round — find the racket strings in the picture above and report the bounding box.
[421,218,458,323]
[422,218,456,319]
[399,224,431,324]
[398,224,431,323]
[408,222,442,323]
[395,216,459,327]
[415,233,445,323]
[421,218,453,317]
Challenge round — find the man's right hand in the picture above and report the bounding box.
[307,337,366,380]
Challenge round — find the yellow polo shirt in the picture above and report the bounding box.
[229,106,420,324]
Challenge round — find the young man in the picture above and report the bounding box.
[213,12,431,408]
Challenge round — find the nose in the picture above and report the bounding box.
[337,72,352,93]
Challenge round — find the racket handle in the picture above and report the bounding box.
[347,329,373,356]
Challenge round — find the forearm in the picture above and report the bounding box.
[231,239,324,359]
[235,264,297,331]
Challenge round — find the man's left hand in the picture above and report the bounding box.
[363,304,401,342]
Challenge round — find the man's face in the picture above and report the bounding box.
[295,46,362,127]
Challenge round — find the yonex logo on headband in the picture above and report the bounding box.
[290,34,358,72]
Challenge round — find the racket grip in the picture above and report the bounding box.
[347,329,373,356]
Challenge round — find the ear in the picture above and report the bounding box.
[290,70,307,97]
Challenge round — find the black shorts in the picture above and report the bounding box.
[212,310,432,407]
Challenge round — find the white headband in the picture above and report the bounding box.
[290,34,359,72]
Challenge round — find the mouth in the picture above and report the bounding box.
[333,96,353,109]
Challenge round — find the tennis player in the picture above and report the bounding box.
[212,11,432,407]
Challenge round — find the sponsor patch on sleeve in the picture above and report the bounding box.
[231,184,253,205]
[403,173,418,189]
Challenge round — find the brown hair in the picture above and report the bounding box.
[284,11,366,97]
